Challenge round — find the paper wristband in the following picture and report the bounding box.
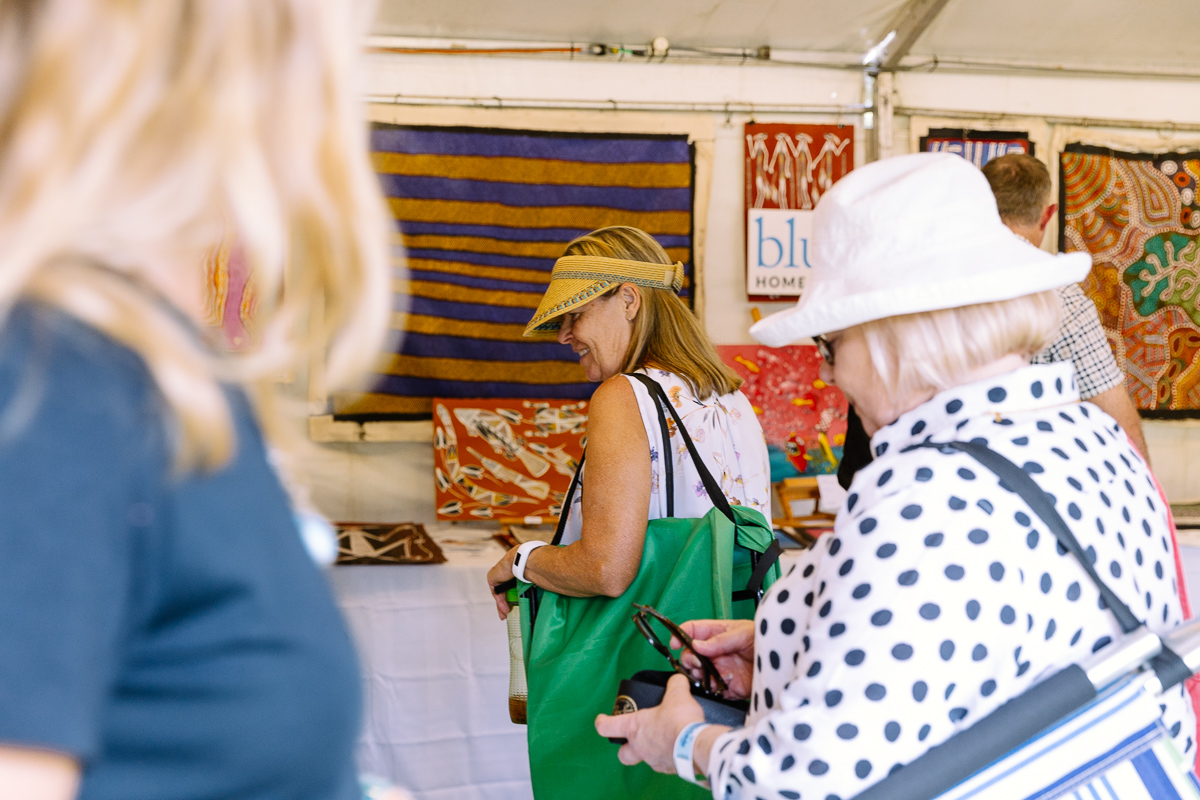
[674,721,712,785]
[512,540,549,583]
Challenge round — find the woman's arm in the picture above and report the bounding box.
[0,746,79,800]
[487,375,651,603]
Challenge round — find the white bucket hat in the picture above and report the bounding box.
[749,152,1092,347]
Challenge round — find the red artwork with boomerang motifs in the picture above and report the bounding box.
[1061,145,1200,412]
[432,397,587,522]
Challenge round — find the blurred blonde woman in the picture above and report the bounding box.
[0,2,392,799]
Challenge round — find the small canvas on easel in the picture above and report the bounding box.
[433,398,588,522]
[717,345,848,480]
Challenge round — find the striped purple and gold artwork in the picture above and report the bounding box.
[333,125,695,418]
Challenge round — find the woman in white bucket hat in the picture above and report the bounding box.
[596,153,1194,799]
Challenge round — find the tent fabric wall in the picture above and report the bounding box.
[294,54,1200,534]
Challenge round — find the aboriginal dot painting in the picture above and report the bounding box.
[715,344,848,479]
[1060,144,1200,413]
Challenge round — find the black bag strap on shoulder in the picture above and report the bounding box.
[626,372,781,602]
[647,381,675,517]
[550,451,584,547]
[552,374,676,541]
[909,439,1190,690]
[626,373,734,523]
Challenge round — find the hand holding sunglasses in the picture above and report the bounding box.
[666,617,758,702]
[608,605,751,742]
[632,604,729,697]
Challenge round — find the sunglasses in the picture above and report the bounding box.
[813,334,835,366]
[631,603,729,697]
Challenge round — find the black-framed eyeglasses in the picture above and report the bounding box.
[631,603,729,696]
[813,334,835,366]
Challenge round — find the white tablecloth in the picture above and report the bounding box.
[329,528,533,800]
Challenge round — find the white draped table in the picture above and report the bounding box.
[329,526,534,800]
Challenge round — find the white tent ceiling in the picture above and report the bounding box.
[372,0,1200,74]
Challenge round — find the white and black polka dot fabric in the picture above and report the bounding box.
[708,363,1194,800]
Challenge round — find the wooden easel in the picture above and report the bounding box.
[773,477,836,547]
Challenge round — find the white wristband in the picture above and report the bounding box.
[512,540,549,584]
[673,721,712,785]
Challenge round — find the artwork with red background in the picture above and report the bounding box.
[745,122,854,301]
[433,397,587,522]
[717,345,848,479]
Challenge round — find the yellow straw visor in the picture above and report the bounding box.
[523,255,686,338]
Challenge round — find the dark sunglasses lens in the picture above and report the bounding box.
[816,336,834,364]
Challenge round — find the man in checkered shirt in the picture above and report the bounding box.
[982,153,1150,462]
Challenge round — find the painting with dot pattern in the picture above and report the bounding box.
[1060,144,1200,413]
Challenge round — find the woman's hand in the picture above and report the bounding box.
[486,546,519,620]
[673,619,756,700]
[594,674,707,774]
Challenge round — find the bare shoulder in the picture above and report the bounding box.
[586,376,647,452]
[587,375,639,419]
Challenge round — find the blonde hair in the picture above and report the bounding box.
[562,227,741,398]
[0,0,390,472]
[859,290,1062,407]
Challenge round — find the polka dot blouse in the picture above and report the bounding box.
[708,363,1194,800]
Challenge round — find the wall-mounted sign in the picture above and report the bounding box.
[745,123,853,300]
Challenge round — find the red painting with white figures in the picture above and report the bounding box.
[717,345,848,479]
[745,122,854,301]
[433,398,588,523]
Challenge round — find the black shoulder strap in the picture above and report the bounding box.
[913,440,1139,631]
[625,373,735,523]
[644,381,675,517]
[627,373,781,605]
[733,539,783,604]
[912,439,1191,689]
[550,451,584,547]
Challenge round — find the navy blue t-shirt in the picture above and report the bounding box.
[0,303,362,800]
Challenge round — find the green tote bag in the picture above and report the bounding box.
[518,373,780,800]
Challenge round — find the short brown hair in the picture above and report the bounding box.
[562,227,742,398]
[981,153,1052,227]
